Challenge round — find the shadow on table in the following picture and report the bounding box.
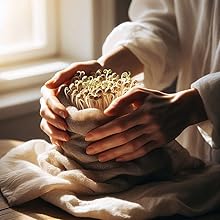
[14,198,93,220]
[14,197,220,220]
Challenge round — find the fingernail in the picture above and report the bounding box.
[104,108,113,115]
[58,124,67,131]
[85,133,94,141]
[116,158,124,162]
[86,147,94,155]
[98,156,108,162]
[45,78,55,85]
[54,140,60,146]
[59,111,67,119]
[62,135,70,142]
[65,136,70,141]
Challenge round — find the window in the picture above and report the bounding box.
[0,0,57,66]
[0,0,116,119]
[0,0,116,94]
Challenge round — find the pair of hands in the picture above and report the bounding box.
[40,60,207,162]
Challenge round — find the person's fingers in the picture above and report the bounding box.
[116,141,162,162]
[41,86,68,119]
[40,98,68,131]
[104,87,148,116]
[41,84,56,97]
[97,134,151,162]
[46,96,68,119]
[50,137,63,147]
[86,124,148,155]
[97,130,165,162]
[85,109,153,142]
[45,61,102,88]
[40,118,70,141]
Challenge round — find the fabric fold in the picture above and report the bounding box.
[1,84,220,219]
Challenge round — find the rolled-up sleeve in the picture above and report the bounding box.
[191,72,220,149]
[102,0,180,90]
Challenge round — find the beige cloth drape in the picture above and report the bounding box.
[1,1,220,219]
[1,139,220,220]
[0,83,219,219]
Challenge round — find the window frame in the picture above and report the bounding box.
[0,0,116,94]
[0,0,57,67]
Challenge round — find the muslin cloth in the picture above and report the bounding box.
[1,86,220,219]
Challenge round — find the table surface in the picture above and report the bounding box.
[1,192,220,220]
[0,192,92,220]
[0,140,220,220]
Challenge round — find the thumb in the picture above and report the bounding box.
[45,67,75,89]
[104,87,146,116]
[45,61,102,89]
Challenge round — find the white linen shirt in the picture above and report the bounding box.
[102,0,220,163]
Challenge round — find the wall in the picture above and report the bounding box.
[0,100,49,141]
[0,0,132,142]
[115,0,131,25]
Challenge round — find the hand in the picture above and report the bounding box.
[85,87,207,162]
[40,60,102,145]
[40,46,144,145]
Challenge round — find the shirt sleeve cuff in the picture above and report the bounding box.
[191,72,220,149]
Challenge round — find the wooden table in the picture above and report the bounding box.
[1,191,220,220]
[0,191,92,220]
[1,140,220,220]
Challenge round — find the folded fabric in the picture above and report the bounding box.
[1,139,220,220]
[0,81,220,219]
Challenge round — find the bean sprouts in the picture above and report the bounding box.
[64,69,137,111]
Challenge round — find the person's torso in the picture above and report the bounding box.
[174,0,220,162]
[175,0,220,91]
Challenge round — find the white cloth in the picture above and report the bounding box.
[1,139,220,220]
[1,1,220,219]
[0,93,208,219]
[102,0,220,162]
[192,73,220,163]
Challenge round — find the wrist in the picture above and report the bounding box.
[97,46,143,76]
[180,88,208,126]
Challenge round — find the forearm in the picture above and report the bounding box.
[98,46,144,76]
